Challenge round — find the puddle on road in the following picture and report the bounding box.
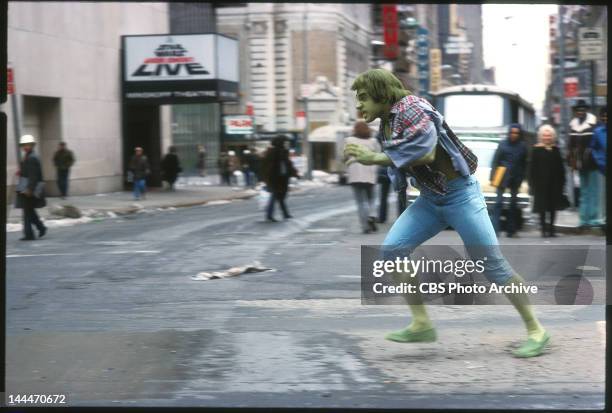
[177,331,378,395]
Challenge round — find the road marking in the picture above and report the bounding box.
[7,251,160,258]
[103,251,160,254]
[306,228,344,233]
[7,253,79,258]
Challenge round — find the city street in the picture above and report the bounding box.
[5,185,605,409]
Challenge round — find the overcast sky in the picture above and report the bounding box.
[482,4,558,116]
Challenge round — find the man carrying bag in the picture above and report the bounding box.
[15,135,47,241]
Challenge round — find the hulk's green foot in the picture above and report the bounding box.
[385,327,437,343]
[512,331,551,358]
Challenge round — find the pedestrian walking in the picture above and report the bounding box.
[197,145,206,177]
[591,106,607,175]
[218,152,231,186]
[591,106,607,226]
[128,146,150,200]
[249,146,262,184]
[528,125,568,237]
[377,166,408,224]
[262,136,299,222]
[344,120,380,233]
[15,135,47,241]
[227,150,240,186]
[52,141,75,199]
[161,146,182,191]
[567,99,599,226]
[490,123,528,237]
[345,68,549,358]
[241,149,255,188]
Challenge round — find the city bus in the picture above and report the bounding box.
[431,83,537,144]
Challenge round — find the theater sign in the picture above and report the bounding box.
[122,33,239,104]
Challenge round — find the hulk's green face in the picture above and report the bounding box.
[355,88,388,123]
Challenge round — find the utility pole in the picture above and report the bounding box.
[8,63,22,164]
[558,5,568,146]
[558,5,574,206]
[302,5,312,180]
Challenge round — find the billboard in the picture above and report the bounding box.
[122,33,239,104]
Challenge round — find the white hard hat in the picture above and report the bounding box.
[243,150,251,154]
[228,150,236,156]
[19,134,36,145]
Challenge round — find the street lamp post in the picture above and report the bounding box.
[302,5,312,180]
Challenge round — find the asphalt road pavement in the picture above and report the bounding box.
[5,185,606,409]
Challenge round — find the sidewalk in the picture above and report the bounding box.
[6,174,604,237]
[523,208,606,236]
[6,175,259,225]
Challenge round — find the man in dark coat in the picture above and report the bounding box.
[262,136,299,221]
[15,135,47,241]
[52,141,75,199]
[568,100,600,226]
[218,152,231,186]
[491,123,528,237]
[128,147,150,200]
[161,146,182,191]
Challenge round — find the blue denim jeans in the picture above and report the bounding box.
[133,179,146,199]
[383,175,514,285]
[579,169,602,225]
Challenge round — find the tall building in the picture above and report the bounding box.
[543,5,607,127]
[457,4,484,84]
[438,4,486,87]
[215,3,372,135]
[168,3,221,175]
[371,4,439,97]
[4,2,171,197]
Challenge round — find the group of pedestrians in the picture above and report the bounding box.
[218,148,261,187]
[490,100,606,238]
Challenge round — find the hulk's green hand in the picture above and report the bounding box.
[344,143,391,166]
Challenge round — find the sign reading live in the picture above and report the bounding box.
[382,5,398,60]
[123,34,239,104]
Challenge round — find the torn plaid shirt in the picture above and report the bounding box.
[377,95,478,195]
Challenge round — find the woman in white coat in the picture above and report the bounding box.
[344,120,381,233]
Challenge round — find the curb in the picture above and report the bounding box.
[6,191,259,225]
[553,225,606,236]
[523,223,606,236]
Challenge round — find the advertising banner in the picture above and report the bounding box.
[382,5,399,60]
[224,115,254,135]
[122,33,239,104]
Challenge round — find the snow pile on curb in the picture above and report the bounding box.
[6,216,96,233]
[292,170,339,189]
[176,176,216,187]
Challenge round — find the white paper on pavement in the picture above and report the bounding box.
[191,261,274,281]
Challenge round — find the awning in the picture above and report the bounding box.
[308,125,352,143]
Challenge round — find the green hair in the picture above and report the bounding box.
[351,69,412,104]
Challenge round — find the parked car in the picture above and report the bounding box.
[407,139,530,217]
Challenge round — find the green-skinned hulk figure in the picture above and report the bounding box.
[345,69,550,358]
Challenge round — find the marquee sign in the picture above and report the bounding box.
[122,33,239,104]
